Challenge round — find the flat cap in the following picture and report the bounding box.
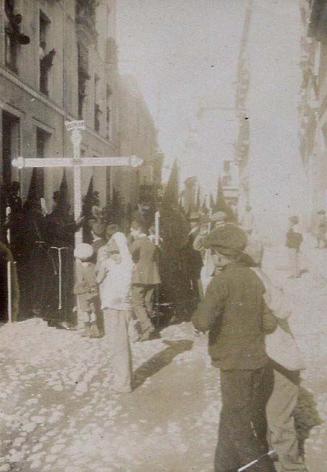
[203,224,247,256]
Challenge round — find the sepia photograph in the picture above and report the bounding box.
[0,0,326,471]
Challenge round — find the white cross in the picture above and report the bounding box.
[12,120,143,244]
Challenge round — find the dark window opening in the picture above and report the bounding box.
[2,111,20,187]
[4,0,30,73]
[77,44,90,119]
[1,111,20,227]
[106,85,112,139]
[39,11,55,96]
[94,75,101,132]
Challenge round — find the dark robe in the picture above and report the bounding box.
[0,241,20,322]
[4,208,34,318]
[44,209,76,326]
[24,209,54,318]
[159,206,191,318]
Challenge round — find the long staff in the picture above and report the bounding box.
[238,450,276,471]
[154,210,160,327]
[50,246,69,311]
[6,207,12,323]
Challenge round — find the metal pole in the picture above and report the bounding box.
[154,210,160,326]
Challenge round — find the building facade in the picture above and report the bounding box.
[0,0,123,219]
[115,75,162,211]
[300,0,327,223]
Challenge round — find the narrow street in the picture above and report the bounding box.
[0,243,326,472]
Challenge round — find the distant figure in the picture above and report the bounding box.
[229,200,239,222]
[241,204,255,235]
[286,216,303,279]
[314,210,327,249]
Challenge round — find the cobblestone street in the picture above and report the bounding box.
[0,244,326,472]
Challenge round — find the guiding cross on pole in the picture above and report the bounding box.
[12,120,143,244]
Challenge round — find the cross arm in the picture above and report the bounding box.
[12,156,143,169]
[12,157,74,169]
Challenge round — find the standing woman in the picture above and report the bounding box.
[96,231,134,393]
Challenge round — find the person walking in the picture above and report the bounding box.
[286,216,303,279]
[192,224,277,472]
[314,210,327,249]
[241,204,255,235]
[130,220,161,341]
[96,232,134,393]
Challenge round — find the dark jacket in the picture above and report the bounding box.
[286,228,303,250]
[192,262,277,370]
[131,236,161,285]
[182,227,203,279]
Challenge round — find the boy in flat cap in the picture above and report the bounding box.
[192,224,277,472]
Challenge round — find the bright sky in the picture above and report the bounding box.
[117,0,246,193]
[117,0,307,241]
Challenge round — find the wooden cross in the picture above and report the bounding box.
[12,120,143,244]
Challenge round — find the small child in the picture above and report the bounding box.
[74,243,101,338]
[286,216,303,278]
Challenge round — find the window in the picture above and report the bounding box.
[4,0,30,73]
[39,11,55,95]
[223,160,231,173]
[36,128,51,197]
[94,75,101,132]
[78,44,90,119]
[106,85,112,140]
[1,111,20,186]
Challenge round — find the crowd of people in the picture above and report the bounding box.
[0,181,322,472]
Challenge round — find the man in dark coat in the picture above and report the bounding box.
[192,225,277,472]
[130,220,161,340]
[181,212,204,306]
[23,199,53,318]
